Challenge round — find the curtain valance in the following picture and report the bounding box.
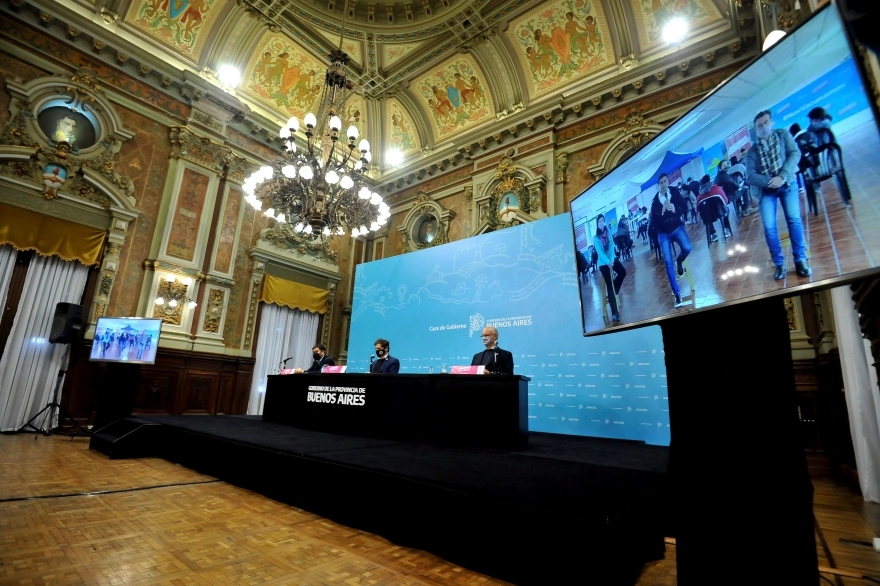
[0,202,106,265]
[259,274,329,314]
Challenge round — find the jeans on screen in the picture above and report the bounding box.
[758,184,806,266]
[658,226,691,297]
[599,259,626,315]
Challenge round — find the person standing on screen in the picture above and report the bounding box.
[370,338,400,373]
[593,213,625,323]
[472,326,514,375]
[651,172,691,308]
[744,110,811,281]
[294,344,335,373]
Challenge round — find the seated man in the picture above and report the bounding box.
[370,338,400,373]
[471,326,514,375]
[294,344,335,373]
[696,174,731,240]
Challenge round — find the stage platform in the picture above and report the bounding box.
[119,414,670,585]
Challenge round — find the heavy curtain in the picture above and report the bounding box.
[831,286,880,503]
[0,254,89,431]
[246,302,320,415]
[259,275,329,314]
[0,245,16,320]
[0,202,105,265]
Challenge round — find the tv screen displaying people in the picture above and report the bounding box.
[570,3,880,335]
[89,317,162,365]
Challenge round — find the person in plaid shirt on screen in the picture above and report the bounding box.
[743,110,811,281]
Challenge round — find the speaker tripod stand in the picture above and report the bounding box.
[18,344,90,439]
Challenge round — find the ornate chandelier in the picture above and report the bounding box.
[243,22,388,238]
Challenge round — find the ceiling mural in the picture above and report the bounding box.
[412,55,494,140]
[382,43,424,70]
[241,32,326,119]
[124,0,222,60]
[315,29,364,66]
[508,0,615,99]
[631,0,724,51]
[343,93,366,132]
[385,98,420,158]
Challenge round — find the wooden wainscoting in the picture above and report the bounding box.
[60,341,254,424]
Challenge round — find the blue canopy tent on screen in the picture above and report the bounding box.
[640,148,704,191]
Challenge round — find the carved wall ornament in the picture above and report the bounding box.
[586,114,665,180]
[555,151,568,185]
[398,190,455,252]
[152,279,189,325]
[472,156,546,235]
[202,288,227,334]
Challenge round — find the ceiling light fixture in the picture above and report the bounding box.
[662,18,688,45]
[762,30,786,51]
[217,64,242,88]
[242,1,386,239]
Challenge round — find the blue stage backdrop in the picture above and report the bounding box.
[348,213,670,445]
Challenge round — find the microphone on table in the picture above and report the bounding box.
[278,356,294,372]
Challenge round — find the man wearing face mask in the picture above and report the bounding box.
[293,344,335,374]
[370,338,400,373]
[471,326,514,375]
[744,110,810,281]
[650,172,691,308]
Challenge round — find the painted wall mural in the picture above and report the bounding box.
[213,187,241,274]
[242,32,326,118]
[165,167,210,262]
[124,0,222,60]
[382,43,423,69]
[412,55,493,140]
[631,0,723,51]
[343,94,366,134]
[385,98,420,158]
[508,0,614,99]
[315,30,363,66]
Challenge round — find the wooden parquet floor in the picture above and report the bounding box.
[1,435,878,586]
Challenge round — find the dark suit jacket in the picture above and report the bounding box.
[305,356,335,373]
[370,355,400,373]
[471,347,514,375]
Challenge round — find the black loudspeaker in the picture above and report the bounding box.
[48,302,85,344]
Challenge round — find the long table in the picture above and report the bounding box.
[263,373,529,448]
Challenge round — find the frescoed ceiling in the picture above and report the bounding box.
[31,0,742,166]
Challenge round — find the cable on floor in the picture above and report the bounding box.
[0,478,220,503]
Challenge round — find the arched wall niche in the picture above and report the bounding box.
[471,151,546,236]
[0,68,141,332]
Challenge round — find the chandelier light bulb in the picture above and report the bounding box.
[263,207,276,218]
[154,297,165,305]
[379,202,390,213]
[370,192,382,205]
[253,200,262,210]
[299,166,314,180]
[168,299,178,308]
[260,166,274,179]
[276,213,286,223]
[187,301,198,309]
[370,221,380,231]
[359,225,368,234]
[354,160,363,170]
[763,29,786,51]
[358,186,371,199]
[322,227,331,236]
[293,223,304,232]
[351,227,360,238]
[279,126,290,140]
[378,216,387,225]
[336,227,345,235]
[304,113,317,128]
[359,139,370,152]
[347,126,359,141]
[363,151,372,163]
[339,175,354,189]
[282,165,297,178]
[303,224,313,234]
[329,115,342,132]
[325,170,340,184]
[288,141,297,153]
[286,116,300,132]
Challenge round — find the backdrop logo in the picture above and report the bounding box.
[469,313,485,337]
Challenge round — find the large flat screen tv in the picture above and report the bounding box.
[89,317,161,365]
[571,2,880,335]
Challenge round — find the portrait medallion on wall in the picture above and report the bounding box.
[507,0,614,99]
[37,107,97,149]
[413,214,438,245]
[498,191,521,223]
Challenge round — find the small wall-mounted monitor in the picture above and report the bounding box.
[571,3,880,335]
[89,317,162,365]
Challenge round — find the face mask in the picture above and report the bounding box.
[482,335,492,344]
[313,352,321,360]
[376,349,386,357]
[756,124,771,139]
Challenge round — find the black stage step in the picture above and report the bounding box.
[89,417,163,459]
[101,415,669,585]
